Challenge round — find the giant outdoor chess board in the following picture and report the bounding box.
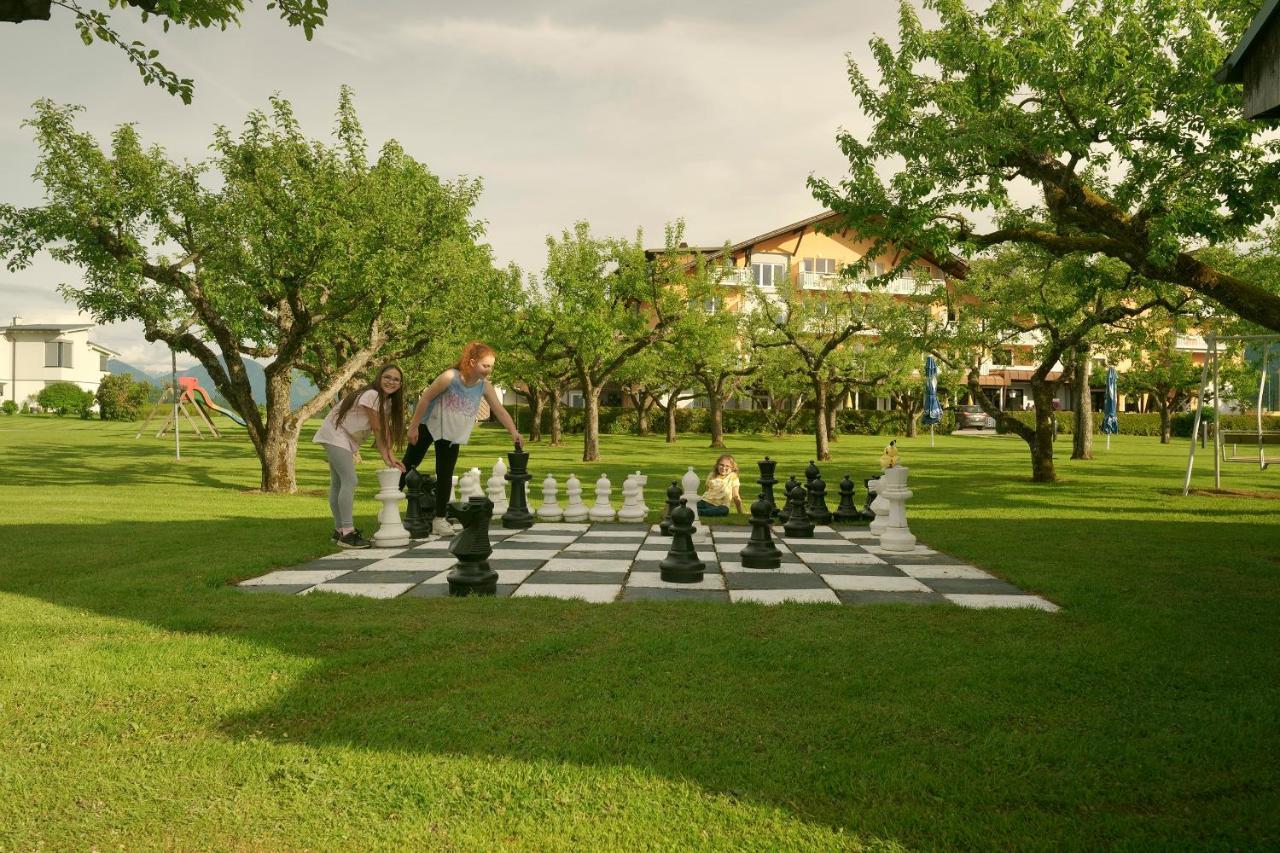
[238,523,1059,610]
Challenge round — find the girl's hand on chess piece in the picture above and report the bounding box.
[511,432,523,452]
[384,456,406,472]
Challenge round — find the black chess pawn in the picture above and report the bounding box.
[832,474,861,523]
[783,482,815,538]
[806,473,832,525]
[740,490,782,569]
[659,499,706,583]
[756,456,779,518]
[659,480,682,536]
[501,448,534,529]
[778,475,801,523]
[804,460,820,487]
[447,495,498,596]
[403,468,434,539]
[860,477,878,521]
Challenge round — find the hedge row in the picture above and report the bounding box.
[992,410,1280,437]
[512,405,957,437]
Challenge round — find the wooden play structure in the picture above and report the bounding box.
[136,376,246,440]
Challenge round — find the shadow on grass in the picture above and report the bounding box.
[2,511,1279,845]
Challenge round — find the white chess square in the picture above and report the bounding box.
[564,542,641,553]
[361,557,457,572]
[729,589,841,605]
[529,523,590,532]
[792,552,886,565]
[839,530,878,541]
[897,564,993,580]
[944,594,1060,612]
[538,558,633,573]
[579,530,647,540]
[863,544,937,556]
[709,530,751,540]
[319,549,404,560]
[626,572,725,590]
[240,569,350,586]
[511,534,580,544]
[719,561,812,574]
[820,575,931,592]
[409,540,455,552]
[635,549,717,563]
[512,584,621,603]
[487,548,561,560]
[304,582,416,599]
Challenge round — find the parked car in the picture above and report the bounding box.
[957,405,997,429]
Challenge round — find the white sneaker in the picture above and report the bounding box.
[431,517,455,537]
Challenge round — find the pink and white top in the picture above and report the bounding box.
[313,389,381,454]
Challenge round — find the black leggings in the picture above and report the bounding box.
[400,426,461,517]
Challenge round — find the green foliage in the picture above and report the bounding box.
[515,405,955,437]
[36,382,95,416]
[1171,411,1280,438]
[810,0,1280,331]
[1,400,17,415]
[95,373,153,421]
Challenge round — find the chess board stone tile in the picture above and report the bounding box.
[525,571,633,585]
[719,561,813,575]
[305,582,416,599]
[408,540,456,552]
[838,530,878,541]
[897,564,993,580]
[335,570,438,584]
[585,523,649,531]
[792,552,887,565]
[863,544,937,556]
[474,559,548,572]
[821,575,932,593]
[786,540,857,551]
[578,530,647,541]
[509,534,581,544]
[629,560,723,575]
[922,578,1029,595]
[372,557,459,572]
[240,584,315,595]
[527,523,591,532]
[512,584,622,603]
[625,572,726,591]
[943,594,1060,612]
[289,558,380,572]
[538,558,632,573]
[836,590,950,606]
[403,582,517,598]
[621,588,730,602]
[241,569,351,586]
[635,548,717,563]
[724,571,830,590]
[729,588,841,605]
[487,548,561,560]
[564,542,641,553]
[803,563,908,577]
[319,548,405,560]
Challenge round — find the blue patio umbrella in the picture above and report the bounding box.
[1101,366,1119,449]
[922,355,943,446]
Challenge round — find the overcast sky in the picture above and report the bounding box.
[0,0,908,370]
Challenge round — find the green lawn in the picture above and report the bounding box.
[1,416,1277,850]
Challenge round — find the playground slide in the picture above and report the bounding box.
[190,387,247,426]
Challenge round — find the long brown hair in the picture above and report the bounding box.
[455,340,496,373]
[332,363,406,452]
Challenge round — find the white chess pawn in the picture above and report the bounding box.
[562,474,589,522]
[681,464,702,532]
[465,467,484,500]
[589,472,616,521]
[634,470,648,516]
[372,468,411,547]
[488,457,509,515]
[537,473,564,521]
[617,474,646,522]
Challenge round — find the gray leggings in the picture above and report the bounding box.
[323,443,359,529]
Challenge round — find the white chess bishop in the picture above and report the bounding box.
[589,472,616,521]
[561,473,589,522]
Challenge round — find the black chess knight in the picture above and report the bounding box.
[447,495,498,596]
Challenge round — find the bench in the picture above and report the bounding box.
[1219,430,1280,468]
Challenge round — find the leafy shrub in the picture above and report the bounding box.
[516,405,956,437]
[96,374,153,421]
[1171,411,1280,438]
[1,400,16,416]
[36,382,96,417]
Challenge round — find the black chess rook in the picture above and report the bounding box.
[501,449,535,529]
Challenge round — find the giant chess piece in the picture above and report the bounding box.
[501,449,535,529]
[617,474,646,522]
[860,477,878,521]
[778,475,801,523]
[562,474,590,522]
[372,468,411,547]
[460,467,484,501]
[659,480,682,535]
[868,475,891,536]
[403,468,435,539]
[782,481,815,538]
[740,490,783,569]
[877,466,917,552]
[487,457,509,516]
[446,494,498,596]
[589,473,617,521]
[633,470,649,518]
[681,465,702,533]
[537,473,564,521]
[832,474,861,523]
[804,459,821,488]
[757,456,780,518]
[659,499,706,583]
[806,473,832,525]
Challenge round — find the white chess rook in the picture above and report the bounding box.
[372,468,411,547]
[562,473,590,522]
[589,473,617,521]
[877,466,917,551]
[617,473,646,522]
[537,474,564,521]
[488,457,509,515]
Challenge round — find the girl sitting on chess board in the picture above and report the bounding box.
[402,341,524,537]
[312,364,407,549]
[698,453,744,517]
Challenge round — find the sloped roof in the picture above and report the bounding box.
[3,323,93,333]
[1215,0,1279,83]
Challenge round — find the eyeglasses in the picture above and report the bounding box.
[383,376,403,384]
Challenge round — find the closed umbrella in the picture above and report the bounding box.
[1101,366,1119,450]
[922,355,943,447]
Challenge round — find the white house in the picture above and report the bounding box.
[1,317,118,408]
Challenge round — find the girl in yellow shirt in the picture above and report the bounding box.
[698,454,744,517]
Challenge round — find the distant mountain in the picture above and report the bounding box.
[109,358,321,411]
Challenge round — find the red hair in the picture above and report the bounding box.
[456,341,496,370]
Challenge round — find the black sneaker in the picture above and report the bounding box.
[336,529,372,549]
[330,529,341,544]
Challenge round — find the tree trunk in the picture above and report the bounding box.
[1158,399,1173,444]
[636,394,652,436]
[707,381,726,449]
[826,398,839,443]
[666,401,678,443]
[527,386,545,443]
[1071,345,1093,460]
[582,384,601,462]
[261,429,300,493]
[813,379,831,461]
[1030,381,1057,483]
[549,393,563,447]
